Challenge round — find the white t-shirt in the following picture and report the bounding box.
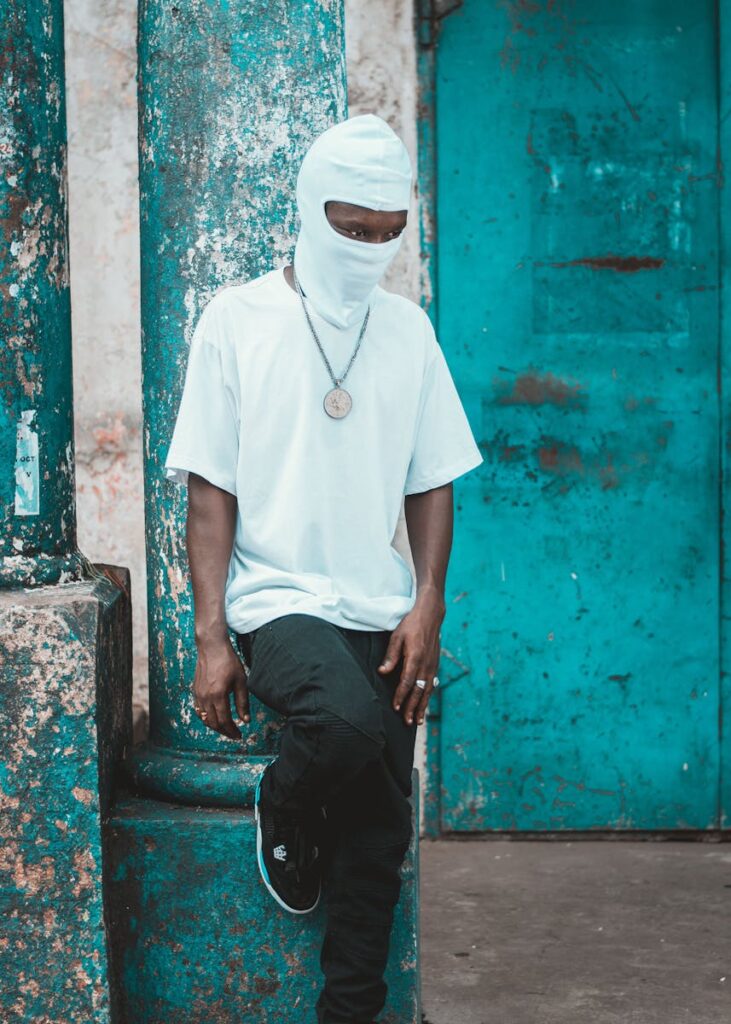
[164,266,483,634]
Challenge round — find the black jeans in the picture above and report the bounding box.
[236,612,417,1024]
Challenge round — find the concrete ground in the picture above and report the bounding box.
[420,839,731,1024]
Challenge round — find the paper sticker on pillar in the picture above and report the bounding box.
[15,410,39,516]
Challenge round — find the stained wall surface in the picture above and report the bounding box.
[65,0,146,718]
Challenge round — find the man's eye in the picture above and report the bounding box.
[349,229,365,237]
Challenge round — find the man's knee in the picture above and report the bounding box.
[315,707,385,774]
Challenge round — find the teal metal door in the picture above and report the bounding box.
[431,1,724,830]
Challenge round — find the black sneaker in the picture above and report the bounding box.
[254,763,322,914]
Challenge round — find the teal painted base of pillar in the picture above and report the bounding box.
[123,741,267,808]
[105,775,421,1024]
[0,549,89,589]
[0,568,132,1024]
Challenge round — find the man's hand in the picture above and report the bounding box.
[377,584,445,726]
[186,473,244,739]
[192,637,250,739]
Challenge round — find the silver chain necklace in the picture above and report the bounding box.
[292,264,370,419]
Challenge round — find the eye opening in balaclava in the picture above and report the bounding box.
[293,114,413,329]
[322,199,408,246]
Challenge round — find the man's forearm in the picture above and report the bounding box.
[378,483,453,722]
[186,472,238,646]
[403,482,453,605]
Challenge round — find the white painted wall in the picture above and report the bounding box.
[65,0,148,730]
[345,1,420,304]
[65,2,421,751]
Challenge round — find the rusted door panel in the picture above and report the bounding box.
[436,2,721,829]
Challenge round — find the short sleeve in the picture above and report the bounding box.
[403,321,483,496]
[163,303,239,496]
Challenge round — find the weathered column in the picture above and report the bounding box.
[110,5,420,1021]
[127,0,349,799]
[0,0,86,587]
[0,4,132,1022]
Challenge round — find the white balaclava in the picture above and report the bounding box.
[293,114,413,329]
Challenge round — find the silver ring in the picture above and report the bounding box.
[415,679,427,690]
[433,676,440,688]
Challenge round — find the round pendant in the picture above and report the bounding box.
[323,386,352,419]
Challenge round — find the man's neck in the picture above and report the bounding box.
[283,264,296,293]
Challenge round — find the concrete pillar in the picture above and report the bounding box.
[126,0,348,799]
[0,4,132,1022]
[0,571,132,1023]
[0,0,86,587]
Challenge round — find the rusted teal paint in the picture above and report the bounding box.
[432,1,724,830]
[106,775,420,1024]
[0,0,86,587]
[134,0,348,781]
[721,4,731,830]
[0,570,133,1022]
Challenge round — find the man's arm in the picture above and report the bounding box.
[377,482,453,725]
[187,472,249,739]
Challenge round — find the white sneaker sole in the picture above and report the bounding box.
[254,775,321,915]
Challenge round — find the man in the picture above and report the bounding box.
[164,114,483,1024]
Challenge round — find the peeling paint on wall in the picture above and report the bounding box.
[434,0,723,831]
[13,409,39,515]
[0,0,81,584]
[0,575,132,1022]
